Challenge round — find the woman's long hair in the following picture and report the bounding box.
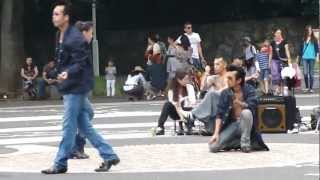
[169,70,187,102]
[303,25,318,44]
[179,34,191,51]
[23,59,35,71]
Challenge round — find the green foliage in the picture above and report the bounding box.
[93,76,126,97]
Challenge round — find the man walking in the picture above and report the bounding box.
[41,0,119,174]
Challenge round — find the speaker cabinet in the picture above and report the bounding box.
[257,104,287,133]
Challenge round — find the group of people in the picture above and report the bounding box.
[154,56,269,154]
[123,23,319,102]
[122,21,207,100]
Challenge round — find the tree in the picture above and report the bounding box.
[0,0,24,94]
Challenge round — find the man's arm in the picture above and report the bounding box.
[209,118,222,144]
[64,34,88,79]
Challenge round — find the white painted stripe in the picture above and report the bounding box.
[0,105,316,123]
[0,132,172,145]
[297,105,319,110]
[295,94,320,98]
[0,101,164,110]
[0,111,161,123]
[0,122,158,133]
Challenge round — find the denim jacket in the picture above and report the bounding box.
[55,25,94,94]
[216,83,269,151]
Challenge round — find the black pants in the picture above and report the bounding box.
[125,86,144,99]
[157,101,183,129]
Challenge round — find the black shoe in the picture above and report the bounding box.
[95,158,120,172]
[176,129,184,136]
[155,127,165,136]
[185,128,193,135]
[41,166,67,174]
[70,151,90,159]
[241,146,251,153]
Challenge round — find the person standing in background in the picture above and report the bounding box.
[299,25,319,93]
[105,59,117,97]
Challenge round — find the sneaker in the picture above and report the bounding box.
[303,88,309,93]
[309,89,314,93]
[155,127,165,136]
[41,166,67,174]
[95,158,120,172]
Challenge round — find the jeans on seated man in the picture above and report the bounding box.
[208,65,269,153]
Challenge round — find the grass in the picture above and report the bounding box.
[93,76,126,97]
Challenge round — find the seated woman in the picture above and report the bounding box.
[155,70,196,136]
[21,57,39,99]
[123,66,147,100]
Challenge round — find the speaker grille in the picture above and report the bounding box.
[258,104,286,133]
[261,108,282,128]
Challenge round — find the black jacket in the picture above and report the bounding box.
[55,25,94,94]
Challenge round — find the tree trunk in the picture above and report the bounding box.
[0,0,24,94]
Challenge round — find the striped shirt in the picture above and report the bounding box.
[256,52,269,70]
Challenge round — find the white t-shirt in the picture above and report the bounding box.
[176,32,202,59]
[123,73,146,91]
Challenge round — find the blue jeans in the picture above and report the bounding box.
[303,59,315,89]
[54,94,118,169]
[72,97,94,154]
[38,79,47,98]
[209,110,253,152]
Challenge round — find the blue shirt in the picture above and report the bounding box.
[256,52,269,70]
[302,42,316,60]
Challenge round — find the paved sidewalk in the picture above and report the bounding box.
[0,143,317,173]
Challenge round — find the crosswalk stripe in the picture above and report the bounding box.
[0,122,159,133]
[0,111,161,123]
[0,105,316,123]
[0,132,172,145]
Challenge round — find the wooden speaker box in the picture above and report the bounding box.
[257,104,287,133]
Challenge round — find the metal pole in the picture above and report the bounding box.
[92,0,100,76]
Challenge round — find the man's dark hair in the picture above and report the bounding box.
[184,21,192,27]
[75,21,93,32]
[227,64,246,86]
[53,0,72,16]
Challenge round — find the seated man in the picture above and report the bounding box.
[179,57,228,135]
[38,60,58,99]
[208,65,269,153]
